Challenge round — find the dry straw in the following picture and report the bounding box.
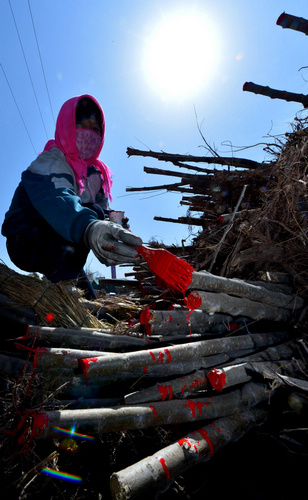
[0,262,105,328]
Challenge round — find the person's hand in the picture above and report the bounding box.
[84,220,142,266]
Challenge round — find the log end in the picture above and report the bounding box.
[276,12,286,27]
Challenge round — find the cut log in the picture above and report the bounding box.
[30,382,268,439]
[187,290,292,322]
[20,325,150,351]
[78,331,289,378]
[243,81,308,108]
[110,407,268,499]
[188,271,304,309]
[207,359,303,392]
[277,12,308,35]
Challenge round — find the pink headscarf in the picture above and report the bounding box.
[44,94,113,201]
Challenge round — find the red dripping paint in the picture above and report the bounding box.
[149,405,157,418]
[184,400,211,418]
[137,245,194,293]
[178,438,191,448]
[143,366,147,374]
[207,368,227,391]
[78,357,98,378]
[158,385,173,401]
[197,428,214,456]
[181,384,187,394]
[158,351,165,363]
[149,351,156,361]
[140,306,152,335]
[164,348,172,363]
[158,457,171,479]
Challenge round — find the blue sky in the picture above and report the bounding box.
[0,0,307,279]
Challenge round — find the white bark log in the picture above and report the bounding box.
[189,271,303,310]
[187,290,292,322]
[109,407,268,499]
[79,331,289,378]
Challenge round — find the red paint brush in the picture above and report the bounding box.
[137,245,194,293]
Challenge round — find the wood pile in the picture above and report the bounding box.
[1,10,308,500]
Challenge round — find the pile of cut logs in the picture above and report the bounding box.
[1,266,307,499]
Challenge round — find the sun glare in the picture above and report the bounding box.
[143,10,220,101]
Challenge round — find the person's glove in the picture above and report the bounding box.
[84,220,142,266]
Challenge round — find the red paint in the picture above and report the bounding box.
[178,438,191,448]
[197,428,214,456]
[149,351,156,361]
[189,374,207,390]
[184,400,211,418]
[227,322,238,332]
[143,366,147,374]
[185,292,202,312]
[140,306,152,335]
[78,357,98,378]
[207,368,227,391]
[137,245,194,293]
[181,384,187,394]
[31,411,51,439]
[158,385,173,401]
[158,351,164,363]
[45,313,55,322]
[169,314,173,322]
[164,348,172,363]
[149,405,157,418]
[158,457,171,479]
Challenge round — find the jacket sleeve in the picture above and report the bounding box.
[21,149,98,244]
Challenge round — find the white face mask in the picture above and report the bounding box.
[76,129,101,159]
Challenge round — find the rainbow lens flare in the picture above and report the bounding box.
[42,467,82,483]
[54,426,95,440]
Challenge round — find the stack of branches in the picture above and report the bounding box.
[126,118,308,298]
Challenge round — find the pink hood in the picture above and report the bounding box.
[44,94,113,201]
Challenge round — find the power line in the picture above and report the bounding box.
[0,64,37,155]
[27,0,56,126]
[8,0,49,139]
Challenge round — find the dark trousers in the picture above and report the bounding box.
[6,222,96,300]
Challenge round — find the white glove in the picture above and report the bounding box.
[84,220,143,266]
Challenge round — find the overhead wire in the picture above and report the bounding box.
[8,0,49,140]
[27,0,56,126]
[0,63,37,155]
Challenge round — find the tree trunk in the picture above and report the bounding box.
[187,290,292,322]
[189,271,303,309]
[23,325,148,351]
[277,12,308,35]
[31,382,268,439]
[109,407,268,499]
[78,331,289,378]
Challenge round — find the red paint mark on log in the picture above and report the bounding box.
[158,385,173,401]
[140,306,152,335]
[185,292,202,312]
[158,457,171,479]
[78,357,98,378]
[149,405,157,418]
[149,351,156,361]
[197,429,214,456]
[158,351,164,363]
[207,368,227,391]
[184,400,211,418]
[189,374,207,390]
[164,348,172,363]
[143,366,147,374]
[178,438,191,448]
[227,322,238,332]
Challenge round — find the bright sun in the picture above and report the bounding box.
[143,10,220,101]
